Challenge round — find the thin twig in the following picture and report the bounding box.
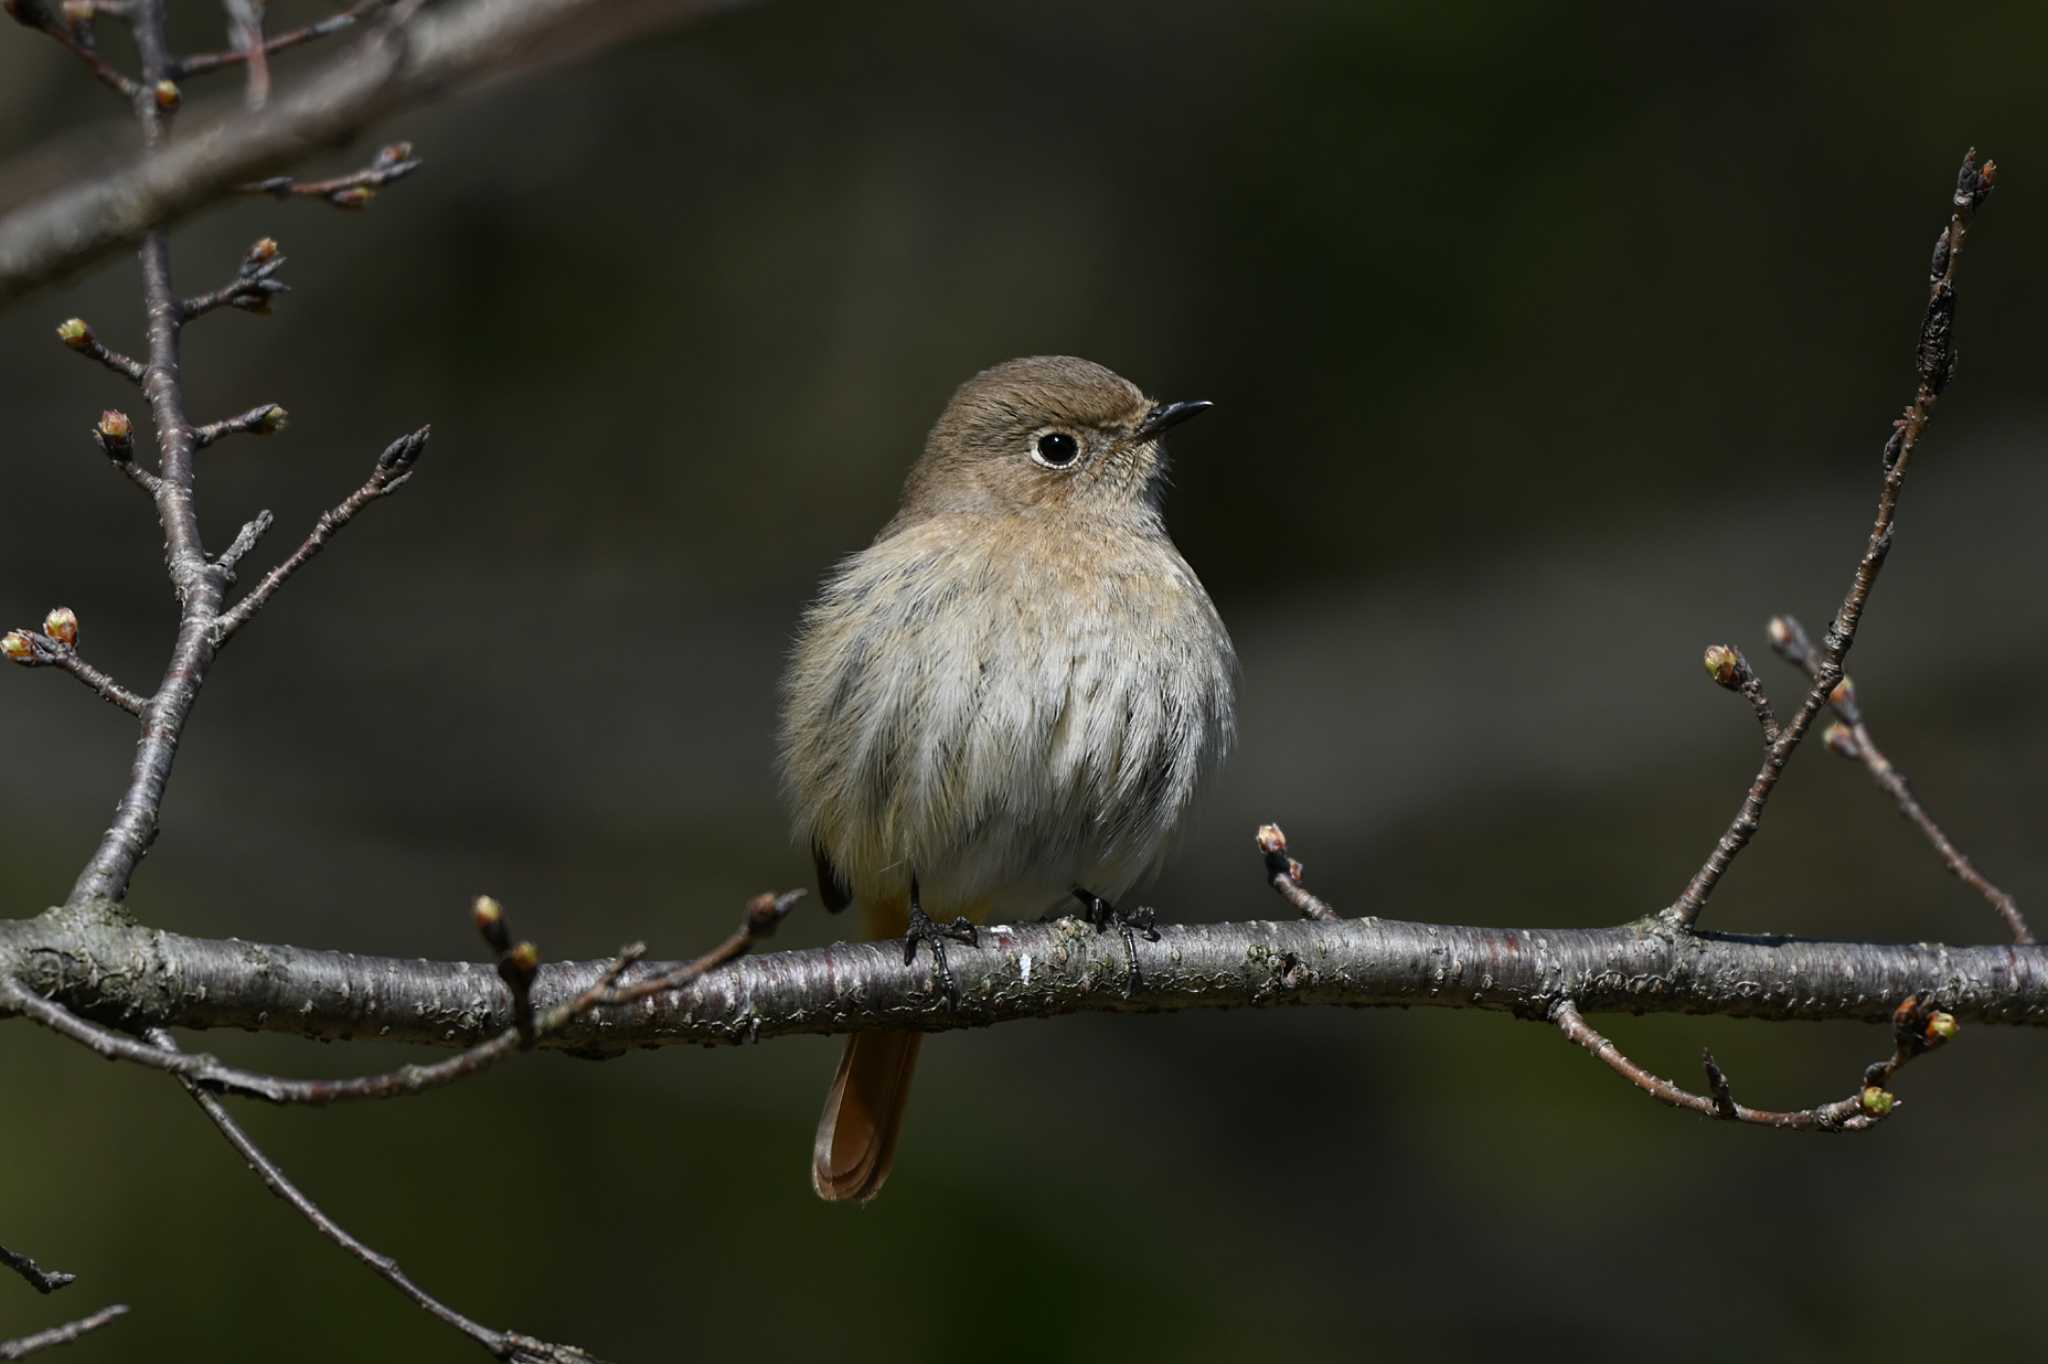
[6,4,143,99]
[601,889,802,1006]
[180,238,289,318]
[193,402,288,447]
[0,1245,73,1296]
[150,1030,609,1364]
[215,511,275,578]
[54,319,145,383]
[1767,613,2031,943]
[1254,823,1342,922]
[238,141,421,208]
[0,944,641,1106]
[1666,150,1997,931]
[0,1304,128,1360]
[1551,995,1953,1132]
[171,0,389,78]
[210,427,429,647]
[1,627,149,716]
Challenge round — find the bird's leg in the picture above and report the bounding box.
[1071,888,1158,994]
[903,872,978,1003]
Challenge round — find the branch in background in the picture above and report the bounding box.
[1767,613,2031,943]
[1255,822,1341,922]
[0,0,754,305]
[209,427,430,647]
[1,609,148,715]
[1665,150,1997,932]
[3,0,143,100]
[1551,993,1956,1133]
[0,1305,127,1361]
[239,141,421,209]
[173,0,388,79]
[0,1244,73,1296]
[150,1030,611,1364]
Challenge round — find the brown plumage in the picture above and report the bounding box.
[784,357,1236,1202]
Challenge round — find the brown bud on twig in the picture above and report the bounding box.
[96,409,134,461]
[374,142,414,167]
[330,186,375,210]
[1702,644,1745,689]
[247,237,279,265]
[744,889,803,937]
[506,941,540,978]
[1822,722,1861,760]
[472,894,510,953]
[42,607,77,648]
[1,631,31,664]
[55,317,91,349]
[153,78,181,112]
[1926,1011,1959,1044]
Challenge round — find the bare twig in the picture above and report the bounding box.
[192,402,288,447]
[172,0,388,78]
[1255,823,1342,922]
[5,2,143,99]
[1552,994,1955,1132]
[210,427,429,647]
[52,318,144,383]
[0,1304,128,1360]
[0,0,751,305]
[1666,149,1997,931]
[0,942,642,1105]
[1,615,149,716]
[150,1029,610,1364]
[214,510,275,577]
[239,141,421,209]
[0,1245,73,1296]
[1767,613,2031,943]
[180,236,289,318]
[601,888,802,1006]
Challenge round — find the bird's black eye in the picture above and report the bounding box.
[1034,432,1079,467]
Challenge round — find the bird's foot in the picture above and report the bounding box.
[1071,888,1158,994]
[903,904,979,1004]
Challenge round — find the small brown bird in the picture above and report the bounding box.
[779,356,1236,1202]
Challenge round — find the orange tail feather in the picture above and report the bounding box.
[812,1028,922,1203]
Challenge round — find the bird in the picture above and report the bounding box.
[779,355,1236,1202]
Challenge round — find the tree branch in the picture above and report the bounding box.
[0,1305,127,1361]
[151,1029,610,1363]
[0,0,753,306]
[0,1245,73,1296]
[4,902,2044,1063]
[1665,149,1997,931]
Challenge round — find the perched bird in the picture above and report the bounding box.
[780,356,1236,1202]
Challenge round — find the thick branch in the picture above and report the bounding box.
[0,0,751,305]
[4,905,2044,1059]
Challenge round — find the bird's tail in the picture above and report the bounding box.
[812,1028,922,1203]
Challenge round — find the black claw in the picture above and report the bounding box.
[1071,888,1158,994]
[903,903,979,1004]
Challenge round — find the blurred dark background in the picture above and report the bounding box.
[4,1,2046,1359]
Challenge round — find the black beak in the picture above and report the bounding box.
[1133,399,1214,442]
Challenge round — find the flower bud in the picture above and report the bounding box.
[330,186,375,210]
[96,409,134,461]
[153,79,180,112]
[42,607,77,648]
[1859,1086,1896,1116]
[507,941,541,976]
[258,404,289,434]
[374,142,414,166]
[56,317,91,349]
[248,237,280,264]
[472,894,511,952]
[1926,1011,1959,1043]
[1823,722,1860,760]
[1,631,31,664]
[1702,644,1743,689]
[59,0,89,26]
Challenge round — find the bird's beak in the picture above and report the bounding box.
[1133,399,1214,442]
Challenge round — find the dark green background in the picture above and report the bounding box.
[4,2,2045,1360]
